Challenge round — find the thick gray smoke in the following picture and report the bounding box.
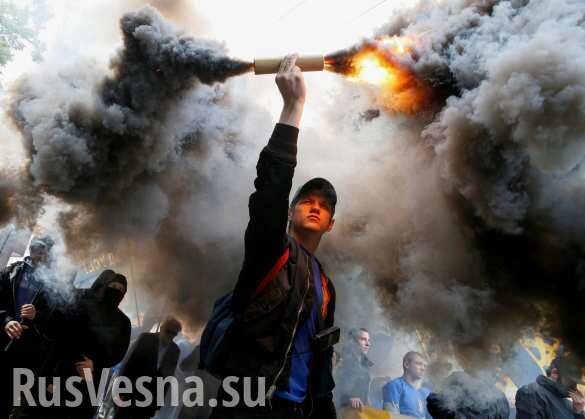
[10,6,250,206]
[4,5,260,325]
[323,0,585,365]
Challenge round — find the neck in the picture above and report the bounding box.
[291,229,322,254]
[403,373,422,389]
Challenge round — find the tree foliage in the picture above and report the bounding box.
[0,0,49,67]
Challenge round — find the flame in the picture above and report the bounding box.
[326,36,432,114]
[520,335,561,374]
[349,52,397,85]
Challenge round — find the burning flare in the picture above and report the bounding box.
[325,37,432,114]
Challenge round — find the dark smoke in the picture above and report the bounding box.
[5,5,259,327]
[10,6,251,205]
[324,0,585,365]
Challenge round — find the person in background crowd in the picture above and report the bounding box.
[335,328,374,410]
[383,351,432,418]
[0,236,55,419]
[427,371,509,419]
[516,354,585,419]
[46,269,131,419]
[178,344,220,419]
[116,316,182,419]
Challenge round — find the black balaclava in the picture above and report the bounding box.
[91,270,127,309]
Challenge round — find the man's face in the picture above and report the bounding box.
[405,355,427,380]
[29,245,49,266]
[289,192,335,235]
[355,330,371,355]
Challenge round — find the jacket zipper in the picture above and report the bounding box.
[266,256,311,404]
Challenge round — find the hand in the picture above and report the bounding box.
[349,397,364,410]
[4,320,27,340]
[20,304,37,321]
[75,355,94,381]
[569,389,585,413]
[276,54,306,127]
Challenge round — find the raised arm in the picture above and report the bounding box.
[232,54,306,312]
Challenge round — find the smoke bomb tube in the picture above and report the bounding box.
[254,55,324,74]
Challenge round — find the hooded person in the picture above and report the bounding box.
[46,269,131,419]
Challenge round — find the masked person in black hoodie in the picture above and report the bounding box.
[47,269,131,419]
[516,354,585,419]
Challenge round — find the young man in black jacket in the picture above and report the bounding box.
[0,236,54,418]
[211,54,338,419]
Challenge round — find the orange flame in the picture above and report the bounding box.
[326,36,432,115]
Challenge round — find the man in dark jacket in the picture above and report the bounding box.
[116,316,182,419]
[211,54,338,419]
[179,345,220,419]
[0,236,55,418]
[334,328,374,410]
[515,355,585,419]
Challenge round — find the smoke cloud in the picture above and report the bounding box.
[321,0,585,366]
[4,4,261,324]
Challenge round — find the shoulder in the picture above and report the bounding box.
[1,261,24,277]
[516,381,541,403]
[384,377,404,392]
[420,386,431,398]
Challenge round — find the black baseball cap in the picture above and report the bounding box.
[290,177,337,214]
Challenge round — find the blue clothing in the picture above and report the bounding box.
[275,255,323,403]
[14,264,40,322]
[383,377,432,418]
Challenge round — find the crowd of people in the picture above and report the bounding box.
[334,327,585,419]
[0,236,187,419]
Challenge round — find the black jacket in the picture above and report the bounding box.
[226,123,337,417]
[516,375,585,419]
[118,332,180,414]
[334,346,373,407]
[0,260,53,361]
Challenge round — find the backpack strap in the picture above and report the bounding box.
[252,247,290,298]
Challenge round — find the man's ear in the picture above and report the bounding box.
[326,218,335,232]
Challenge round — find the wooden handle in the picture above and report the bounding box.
[254,55,324,74]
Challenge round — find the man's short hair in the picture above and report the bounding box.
[403,351,424,368]
[348,327,369,340]
[29,235,55,253]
